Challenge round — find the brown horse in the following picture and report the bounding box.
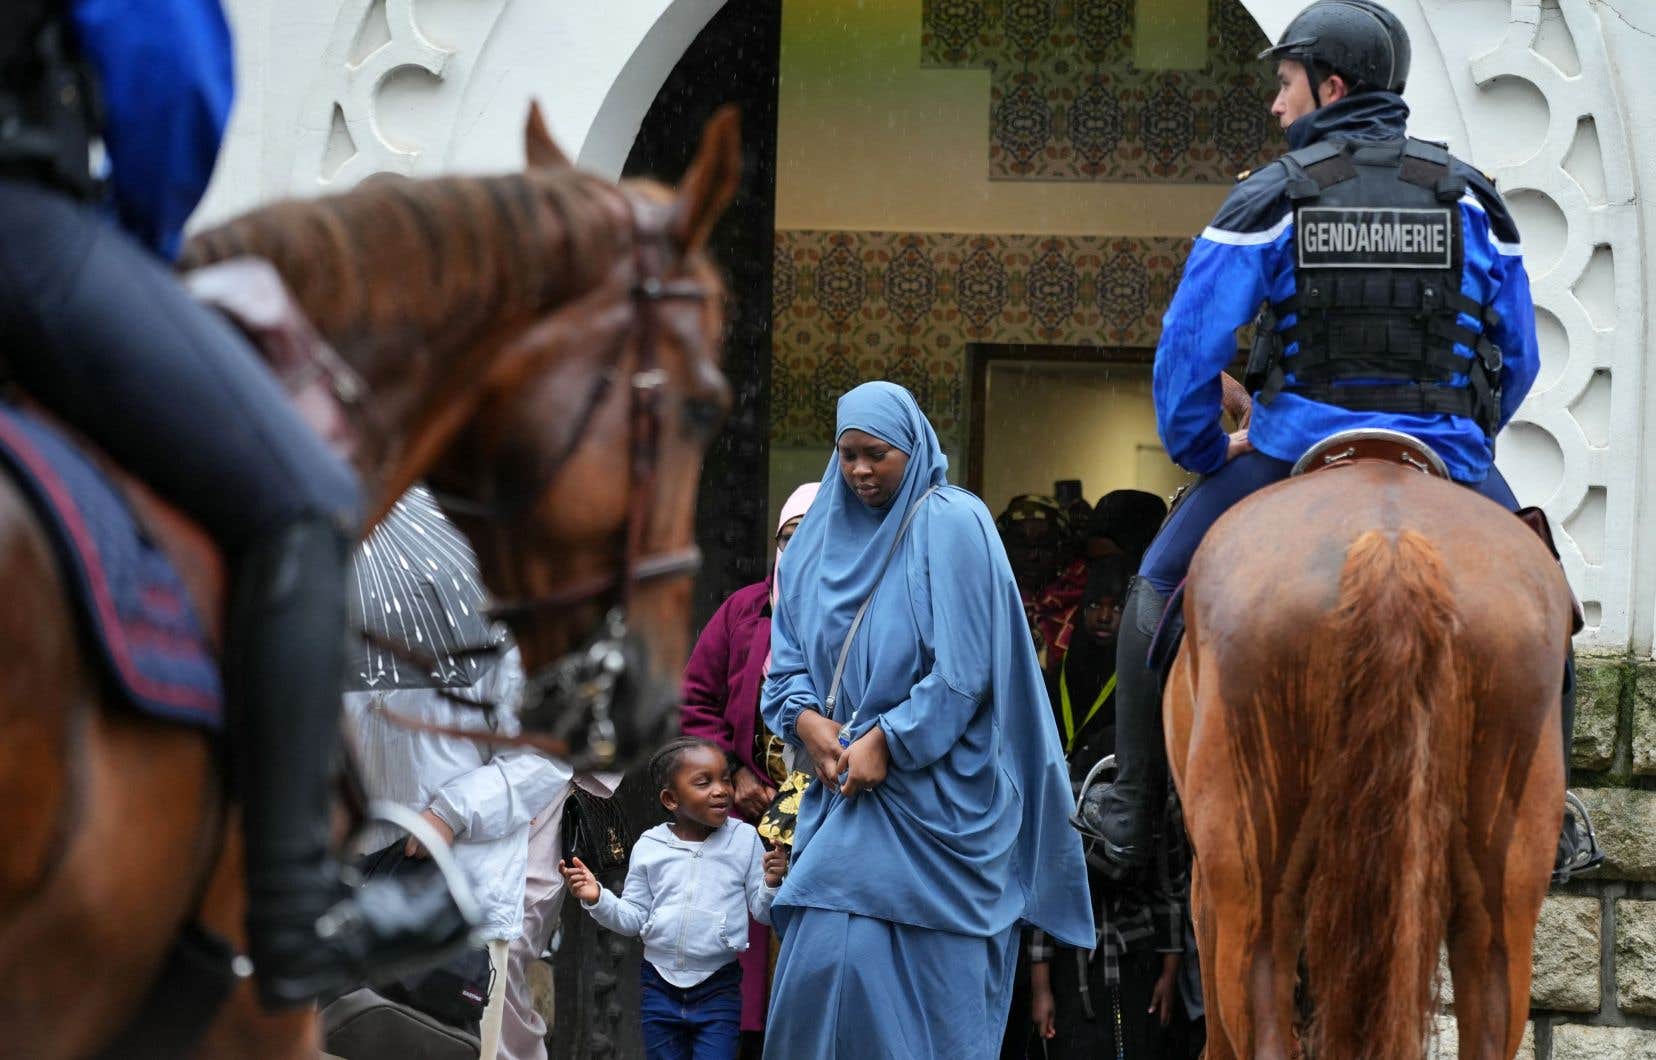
[0,106,740,1057]
[1165,458,1571,1059]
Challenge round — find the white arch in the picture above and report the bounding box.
[575,0,732,178]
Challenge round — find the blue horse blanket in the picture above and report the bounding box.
[0,403,221,727]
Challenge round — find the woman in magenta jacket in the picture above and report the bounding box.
[679,482,819,1049]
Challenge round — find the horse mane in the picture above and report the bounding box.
[179,167,634,364]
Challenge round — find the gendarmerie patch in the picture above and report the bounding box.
[1296,206,1454,269]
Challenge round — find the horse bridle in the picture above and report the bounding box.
[413,195,714,766]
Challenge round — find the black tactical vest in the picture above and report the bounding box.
[1244,137,1504,439]
[0,0,101,200]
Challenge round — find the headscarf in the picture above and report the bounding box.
[1089,489,1169,570]
[777,482,820,535]
[995,494,1069,538]
[777,381,950,657]
[766,481,821,672]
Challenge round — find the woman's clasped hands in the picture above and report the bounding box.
[836,724,888,797]
[796,708,846,792]
[796,708,889,797]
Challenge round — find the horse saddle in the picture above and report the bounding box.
[0,259,358,730]
[1290,427,1451,479]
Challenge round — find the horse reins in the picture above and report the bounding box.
[384,194,713,764]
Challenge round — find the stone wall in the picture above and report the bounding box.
[1459,654,1656,1056]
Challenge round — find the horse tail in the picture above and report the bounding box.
[1304,529,1460,1060]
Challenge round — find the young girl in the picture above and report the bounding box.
[560,737,787,1060]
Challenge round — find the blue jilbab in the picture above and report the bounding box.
[761,382,1092,1059]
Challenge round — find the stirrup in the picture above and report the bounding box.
[1069,755,1154,875]
[1068,753,1116,843]
[1552,791,1605,885]
[341,800,484,929]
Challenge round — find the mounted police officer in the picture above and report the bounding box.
[0,1,470,1006]
[1074,0,1604,884]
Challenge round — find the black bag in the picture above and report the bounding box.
[358,841,494,1036]
[323,988,480,1060]
[560,785,630,874]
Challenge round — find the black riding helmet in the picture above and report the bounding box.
[1260,0,1411,98]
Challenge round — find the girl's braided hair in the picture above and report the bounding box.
[648,736,725,794]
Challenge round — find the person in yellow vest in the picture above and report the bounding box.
[1027,555,1187,1058]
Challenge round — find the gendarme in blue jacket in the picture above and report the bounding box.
[1154,92,1539,484]
[71,0,233,260]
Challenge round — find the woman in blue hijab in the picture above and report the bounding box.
[761,382,1092,1058]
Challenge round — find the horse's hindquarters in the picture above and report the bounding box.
[1171,465,1570,1060]
[0,476,222,1057]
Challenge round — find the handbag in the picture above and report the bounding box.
[560,784,630,875]
[758,486,939,846]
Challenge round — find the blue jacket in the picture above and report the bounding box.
[1154,93,1540,484]
[70,0,233,260]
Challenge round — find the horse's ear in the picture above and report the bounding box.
[524,101,572,170]
[668,105,742,253]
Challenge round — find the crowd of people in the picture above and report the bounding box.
[3,0,1594,1053]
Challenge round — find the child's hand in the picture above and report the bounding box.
[762,845,789,887]
[1030,960,1056,1039]
[558,857,601,904]
[1149,954,1180,1027]
[1030,983,1056,1039]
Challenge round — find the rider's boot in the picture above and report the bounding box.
[1072,576,1167,873]
[1554,649,1605,884]
[231,517,473,1009]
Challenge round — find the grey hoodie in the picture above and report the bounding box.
[583,818,777,987]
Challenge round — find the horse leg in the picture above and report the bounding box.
[1189,863,1240,1060]
[1169,649,1240,1060]
[1174,647,1301,1060]
[1447,708,1559,1059]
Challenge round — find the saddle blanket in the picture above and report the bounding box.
[0,403,221,728]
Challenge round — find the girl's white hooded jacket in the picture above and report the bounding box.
[583,817,777,987]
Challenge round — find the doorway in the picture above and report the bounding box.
[968,344,1191,517]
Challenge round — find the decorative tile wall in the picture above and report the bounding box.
[922,0,1280,182]
[772,229,1192,452]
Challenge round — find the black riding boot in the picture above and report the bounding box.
[1073,576,1167,872]
[1554,649,1605,884]
[231,518,473,1010]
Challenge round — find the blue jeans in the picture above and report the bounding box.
[1139,450,1521,594]
[641,960,743,1060]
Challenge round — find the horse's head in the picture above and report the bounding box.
[426,105,739,768]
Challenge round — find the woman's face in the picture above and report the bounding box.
[776,516,803,551]
[837,428,909,508]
